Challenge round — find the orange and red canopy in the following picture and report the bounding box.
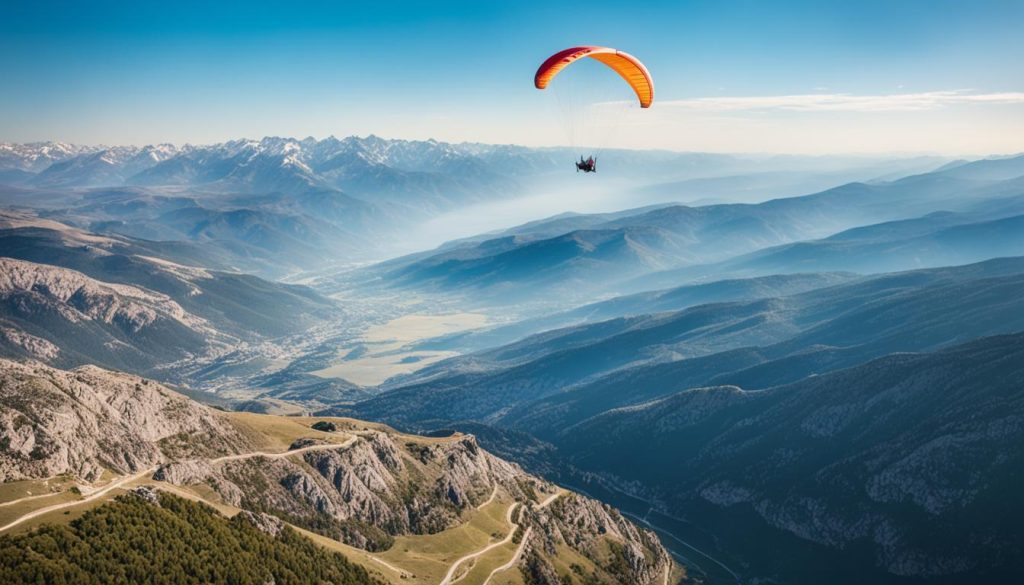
[534,46,654,108]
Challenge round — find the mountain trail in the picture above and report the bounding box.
[467,488,565,585]
[440,501,521,585]
[476,485,498,510]
[210,435,358,464]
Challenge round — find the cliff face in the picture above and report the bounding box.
[0,220,341,377]
[0,257,206,331]
[0,258,217,372]
[0,359,249,482]
[522,492,672,585]
[155,431,527,549]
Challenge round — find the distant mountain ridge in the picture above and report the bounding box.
[2,137,983,194]
[560,332,1024,582]
[0,137,984,279]
[0,137,558,276]
[0,212,338,376]
[1,136,531,193]
[350,257,1024,431]
[629,191,1024,290]
[360,158,1024,308]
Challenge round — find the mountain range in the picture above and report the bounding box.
[360,155,1024,309]
[0,138,962,278]
[3,137,1024,584]
[0,211,337,377]
[340,255,1024,583]
[351,256,1024,424]
[560,332,1024,582]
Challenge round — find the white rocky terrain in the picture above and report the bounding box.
[0,257,209,332]
[158,430,526,547]
[0,211,343,377]
[0,359,249,482]
[0,257,223,371]
[0,142,100,173]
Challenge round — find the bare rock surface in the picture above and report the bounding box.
[0,359,249,481]
[159,430,529,548]
[0,257,208,332]
[235,510,286,537]
[525,492,672,585]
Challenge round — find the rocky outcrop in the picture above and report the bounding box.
[130,485,161,505]
[525,492,672,585]
[0,257,209,333]
[157,430,532,548]
[0,359,250,481]
[152,459,215,484]
[235,510,286,537]
[0,258,221,372]
[0,327,59,360]
[521,550,561,585]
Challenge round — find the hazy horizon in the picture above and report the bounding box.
[5,133,1022,160]
[3,1,1022,155]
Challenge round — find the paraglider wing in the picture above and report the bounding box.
[534,46,654,108]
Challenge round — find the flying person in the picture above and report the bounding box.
[576,156,596,173]
[535,46,653,174]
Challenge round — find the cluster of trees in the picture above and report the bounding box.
[0,492,382,584]
[311,421,338,432]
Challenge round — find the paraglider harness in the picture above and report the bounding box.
[576,156,597,173]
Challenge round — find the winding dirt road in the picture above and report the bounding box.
[476,485,498,510]
[0,466,157,533]
[439,501,521,585]
[444,488,566,585]
[480,524,531,585]
[211,435,357,464]
[0,491,64,508]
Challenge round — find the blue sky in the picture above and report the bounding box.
[2,0,1022,153]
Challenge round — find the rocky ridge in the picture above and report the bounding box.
[521,492,672,585]
[559,333,1024,581]
[156,430,532,549]
[0,257,210,333]
[0,359,250,481]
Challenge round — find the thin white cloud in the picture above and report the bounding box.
[655,90,1024,112]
